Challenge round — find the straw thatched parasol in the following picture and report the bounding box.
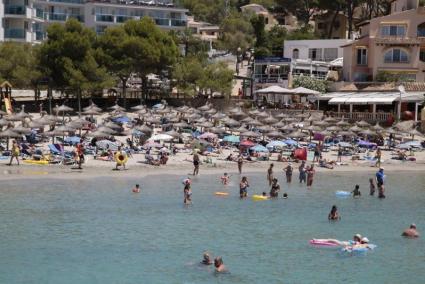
[357,120,370,128]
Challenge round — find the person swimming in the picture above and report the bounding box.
[132,184,140,193]
[214,257,227,273]
[328,205,340,221]
[201,252,213,265]
[352,185,361,197]
[221,173,230,185]
[402,224,419,238]
[282,193,288,199]
[314,234,363,246]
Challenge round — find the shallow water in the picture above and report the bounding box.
[0,171,424,283]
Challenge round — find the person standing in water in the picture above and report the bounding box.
[270,178,280,198]
[328,205,341,221]
[183,180,192,204]
[132,184,140,193]
[376,167,386,198]
[402,224,419,238]
[221,173,230,185]
[214,257,227,273]
[284,163,293,183]
[306,165,315,188]
[299,161,307,184]
[267,163,274,186]
[193,152,200,176]
[237,155,243,174]
[239,176,249,198]
[369,178,376,196]
[8,140,20,166]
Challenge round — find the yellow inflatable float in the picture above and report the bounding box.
[23,159,49,165]
[115,152,128,165]
[251,195,268,201]
[215,192,229,196]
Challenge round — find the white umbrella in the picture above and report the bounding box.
[292,87,320,95]
[255,85,294,94]
[148,134,173,141]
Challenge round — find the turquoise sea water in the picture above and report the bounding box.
[0,171,424,284]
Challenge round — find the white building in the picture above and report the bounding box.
[284,39,351,80]
[0,0,188,43]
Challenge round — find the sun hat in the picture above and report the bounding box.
[354,234,362,239]
[411,223,417,228]
[361,237,369,243]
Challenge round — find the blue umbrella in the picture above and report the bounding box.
[266,140,287,148]
[64,136,81,145]
[223,135,240,143]
[283,139,298,146]
[112,116,131,123]
[250,144,269,152]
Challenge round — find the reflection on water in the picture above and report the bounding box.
[0,172,424,283]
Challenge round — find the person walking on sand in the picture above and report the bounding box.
[237,155,243,174]
[267,163,274,186]
[8,140,20,166]
[375,148,382,168]
[193,152,200,176]
[76,141,85,169]
[337,145,342,163]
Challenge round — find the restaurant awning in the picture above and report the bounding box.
[322,92,424,105]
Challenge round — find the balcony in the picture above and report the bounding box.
[96,14,114,22]
[35,9,45,19]
[50,0,85,4]
[35,31,45,41]
[4,5,26,15]
[49,13,67,21]
[375,37,422,46]
[116,15,133,23]
[171,19,186,27]
[4,28,25,39]
[68,14,84,22]
[154,18,169,26]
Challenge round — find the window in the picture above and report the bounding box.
[308,48,322,60]
[380,25,406,37]
[356,48,367,65]
[384,48,409,63]
[418,23,425,37]
[420,49,425,62]
[292,49,299,59]
[324,48,338,61]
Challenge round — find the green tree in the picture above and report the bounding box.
[293,75,328,93]
[251,14,268,48]
[197,62,234,98]
[272,0,320,27]
[0,43,42,89]
[267,25,287,56]
[38,19,112,114]
[172,56,205,96]
[218,12,254,53]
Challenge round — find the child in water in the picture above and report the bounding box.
[352,185,361,197]
[369,178,376,196]
[221,173,230,185]
[132,184,140,193]
[184,180,192,204]
[328,205,340,220]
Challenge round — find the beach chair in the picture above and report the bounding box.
[48,144,75,165]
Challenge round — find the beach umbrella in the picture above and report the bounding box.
[224,118,240,127]
[82,109,101,116]
[407,129,423,139]
[327,126,342,132]
[275,113,289,119]
[292,86,320,95]
[223,135,240,143]
[241,131,261,138]
[349,125,363,132]
[267,130,283,138]
[148,134,173,141]
[96,126,116,134]
[205,108,217,115]
[262,116,278,124]
[165,130,181,138]
[198,104,211,111]
[282,117,297,123]
[55,124,77,133]
[338,142,352,148]
[0,110,6,116]
[256,111,269,119]
[43,129,69,137]
[104,121,122,130]
[248,109,260,116]
[336,120,350,127]
[54,104,73,113]
[0,128,21,138]
[357,120,370,128]
[240,139,256,147]
[134,109,148,116]
[27,120,45,129]
[42,115,62,123]
[211,112,227,120]
[209,127,226,134]
[197,121,214,128]
[176,105,190,113]
[273,121,286,129]
[198,132,217,139]
[173,122,189,128]
[84,103,102,112]
[338,130,356,137]
[87,131,110,138]
[248,119,263,127]
[0,118,9,127]
[305,125,322,132]
[131,104,146,111]
[12,125,32,135]
[324,117,338,123]
[96,140,119,150]
[145,117,161,125]
[320,130,332,137]
[233,126,249,133]
[135,125,153,133]
[283,139,298,146]
[250,144,269,153]
[156,108,170,115]
[266,140,287,148]
[360,129,376,136]
[289,130,308,139]
[372,123,384,132]
[257,125,275,133]
[5,110,32,121]
[109,104,125,112]
[241,117,255,123]
[281,124,295,132]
